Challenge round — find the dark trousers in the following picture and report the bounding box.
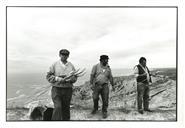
[137,82,150,111]
[51,87,72,120]
[92,83,109,112]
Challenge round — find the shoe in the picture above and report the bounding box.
[91,109,97,114]
[144,109,152,112]
[138,110,144,114]
[102,112,107,118]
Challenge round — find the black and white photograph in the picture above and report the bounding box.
[6,6,178,121]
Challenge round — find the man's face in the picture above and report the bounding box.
[60,54,69,61]
[101,59,108,66]
[141,60,146,67]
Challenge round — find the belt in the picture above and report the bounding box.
[95,82,108,86]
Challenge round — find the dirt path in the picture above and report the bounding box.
[7,107,176,121]
[70,107,176,121]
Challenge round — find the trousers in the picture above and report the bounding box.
[92,83,109,112]
[51,86,72,120]
[137,82,150,111]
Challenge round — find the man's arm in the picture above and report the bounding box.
[108,68,115,91]
[46,64,57,83]
[46,63,65,83]
[109,69,114,87]
[90,65,96,85]
[90,65,96,90]
[134,66,139,78]
[146,67,152,83]
[90,74,94,85]
[134,66,147,78]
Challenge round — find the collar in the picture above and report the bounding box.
[99,62,109,68]
[59,60,69,66]
[139,64,146,69]
[139,64,148,73]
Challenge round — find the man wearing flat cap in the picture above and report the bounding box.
[90,55,114,118]
[46,49,77,120]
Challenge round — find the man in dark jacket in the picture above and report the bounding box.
[134,57,152,114]
[90,55,115,118]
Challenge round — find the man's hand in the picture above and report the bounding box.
[151,72,158,77]
[112,86,115,92]
[68,75,77,83]
[56,77,66,83]
[140,73,147,76]
[90,84,95,91]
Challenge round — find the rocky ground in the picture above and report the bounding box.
[7,68,176,121]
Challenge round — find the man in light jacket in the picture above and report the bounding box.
[46,49,77,120]
[90,55,115,118]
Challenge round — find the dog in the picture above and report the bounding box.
[29,106,53,121]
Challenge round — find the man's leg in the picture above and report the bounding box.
[61,88,72,120]
[143,85,150,111]
[101,84,109,118]
[137,83,145,114]
[51,87,62,120]
[92,85,100,114]
[101,84,109,113]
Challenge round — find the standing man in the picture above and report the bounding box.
[46,49,77,120]
[90,55,114,118]
[134,57,152,114]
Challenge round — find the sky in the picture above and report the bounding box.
[7,7,177,74]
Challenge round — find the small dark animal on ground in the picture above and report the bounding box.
[30,106,53,121]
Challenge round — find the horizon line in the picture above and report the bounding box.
[7,67,176,74]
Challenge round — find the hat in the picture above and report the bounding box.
[100,55,109,60]
[59,49,70,55]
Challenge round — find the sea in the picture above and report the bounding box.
[7,68,133,108]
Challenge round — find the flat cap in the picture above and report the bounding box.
[59,49,70,55]
[100,55,109,60]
